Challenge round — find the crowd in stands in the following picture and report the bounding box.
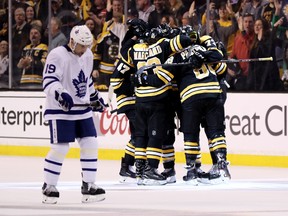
[0,0,288,92]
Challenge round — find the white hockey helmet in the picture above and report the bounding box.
[70,25,93,47]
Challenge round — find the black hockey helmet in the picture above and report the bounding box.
[145,27,163,44]
[181,25,199,44]
[158,23,172,38]
[126,18,149,39]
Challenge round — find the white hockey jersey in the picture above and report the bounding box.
[43,45,95,120]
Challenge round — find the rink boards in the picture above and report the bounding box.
[0,91,288,167]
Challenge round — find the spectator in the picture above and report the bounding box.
[93,11,126,91]
[12,6,31,87]
[242,0,269,20]
[0,6,8,41]
[105,0,123,23]
[33,0,49,25]
[262,0,277,25]
[136,0,155,23]
[247,18,284,91]
[202,1,238,56]
[25,5,36,25]
[88,0,107,31]
[47,16,67,52]
[51,0,64,17]
[17,26,48,89]
[85,16,101,37]
[228,13,255,91]
[168,0,186,26]
[0,40,8,88]
[201,0,218,26]
[148,0,172,28]
[30,19,43,29]
[161,14,178,28]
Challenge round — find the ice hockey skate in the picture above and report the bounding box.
[119,157,137,183]
[135,159,146,185]
[42,183,59,204]
[196,167,207,182]
[143,165,167,185]
[201,153,231,184]
[183,163,198,186]
[161,168,176,184]
[81,181,105,203]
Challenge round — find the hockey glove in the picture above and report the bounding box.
[90,91,108,112]
[188,47,206,68]
[55,89,74,112]
[134,72,148,87]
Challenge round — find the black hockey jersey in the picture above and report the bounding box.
[112,34,192,103]
[20,43,48,85]
[170,35,225,105]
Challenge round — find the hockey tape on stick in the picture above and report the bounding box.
[136,57,273,74]
[218,57,273,63]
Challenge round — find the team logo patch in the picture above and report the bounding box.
[72,70,88,98]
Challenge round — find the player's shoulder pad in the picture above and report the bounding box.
[199,35,213,44]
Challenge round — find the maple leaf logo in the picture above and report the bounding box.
[72,70,88,98]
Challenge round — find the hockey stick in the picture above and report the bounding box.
[136,57,273,74]
[73,101,99,107]
[110,108,118,114]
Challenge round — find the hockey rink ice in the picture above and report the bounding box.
[0,156,288,216]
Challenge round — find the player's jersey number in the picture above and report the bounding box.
[194,64,216,79]
[44,64,56,74]
[137,57,161,74]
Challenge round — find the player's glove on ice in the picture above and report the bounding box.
[90,91,108,112]
[55,89,74,112]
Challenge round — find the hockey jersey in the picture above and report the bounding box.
[112,34,193,103]
[20,43,48,85]
[171,35,225,105]
[43,45,96,120]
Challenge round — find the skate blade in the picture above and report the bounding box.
[142,179,167,186]
[119,176,137,184]
[166,175,176,184]
[197,177,211,184]
[184,178,198,186]
[136,177,144,185]
[82,194,105,203]
[42,195,58,204]
[201,175,231,185]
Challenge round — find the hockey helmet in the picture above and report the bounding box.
[145,27,163,44]
[181,25,199,44]
[168,27,181,38]
[126,18,149,39]
[158,23,172,38]
[70,25,93,47]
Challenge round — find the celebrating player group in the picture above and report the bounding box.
[41,19,231,204]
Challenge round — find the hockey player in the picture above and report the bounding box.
[175,29,230,185]
[110,19,149,183]
[113,20,193,185]
[135,25,230,185]
[42,25,107,204]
